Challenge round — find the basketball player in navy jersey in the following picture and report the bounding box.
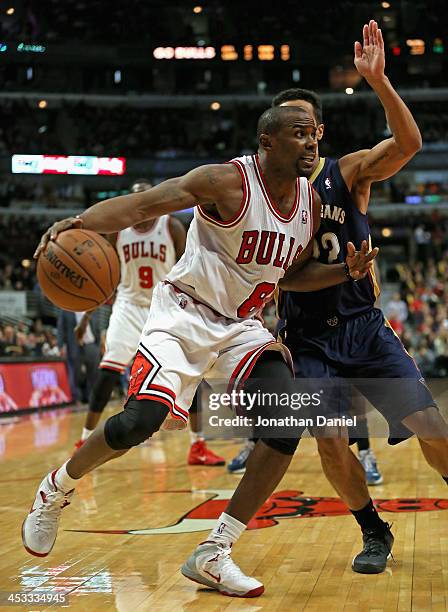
[275,21,448,573]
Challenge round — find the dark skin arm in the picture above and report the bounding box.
[34,163,242,258]
[339,21,422,214]
[279,188,379,291]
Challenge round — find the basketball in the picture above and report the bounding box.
[36,229,120,311]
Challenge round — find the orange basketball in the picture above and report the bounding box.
[37,229,120,311]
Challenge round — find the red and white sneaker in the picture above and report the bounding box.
[181,542,264,597]
[73,439,85,451]
[22,471,74,557]
[188,440,225,466]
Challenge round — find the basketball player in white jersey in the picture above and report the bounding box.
[75,179,225,466]
[24,106,377,596]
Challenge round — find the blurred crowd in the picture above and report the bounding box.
[1,100,448,163]
[0,319,59,358]
[386,258,448,377]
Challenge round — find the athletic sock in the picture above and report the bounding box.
[190,430,204,445]
[81,427,93,441]
[206,512,246,547]
[54,460,79,492]
[443,476,448,485]
[350,499,386,532]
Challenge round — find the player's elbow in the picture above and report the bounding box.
[401,133,423,157]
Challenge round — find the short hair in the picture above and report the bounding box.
[130,178,152,192]
[256,105,311,140]
[271,88,323,124]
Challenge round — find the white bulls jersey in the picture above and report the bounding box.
[168,154,314,320]
[116,216,176,306]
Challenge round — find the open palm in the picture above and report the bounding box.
[354,20,385,82]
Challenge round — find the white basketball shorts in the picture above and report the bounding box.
[100,297,150,373]
[126,281,291,422]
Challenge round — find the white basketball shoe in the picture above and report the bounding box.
[181,542,264,597]
[22,470,74,556]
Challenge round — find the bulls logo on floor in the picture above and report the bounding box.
[68,489,448,536]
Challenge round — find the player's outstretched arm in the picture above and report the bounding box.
[280,241,379,292]
[339,20,422,209]
[34,163,240,258]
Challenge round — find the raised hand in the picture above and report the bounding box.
[33,216,83,259]
[354,20,385,83]
[346,240,379,281]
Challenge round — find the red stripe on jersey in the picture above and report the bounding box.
[197,160,250,228]
[135,393,188,422]
[228,341,277,393]
[254,154,300,223]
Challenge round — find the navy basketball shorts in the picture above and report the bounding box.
[286,308,436,444]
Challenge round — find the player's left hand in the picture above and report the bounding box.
[346,240,379,280]
[354,20,385,83]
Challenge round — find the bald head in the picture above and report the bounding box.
[257,106,316,141]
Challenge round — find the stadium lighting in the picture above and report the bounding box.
[193,6,203,13]
[382,228,392,237]
[381,2,390,7]
[38,100,47,109]
[22,259,31,268]
[6,7,15,15]
[210,101,221,111]
[345,87,354,95]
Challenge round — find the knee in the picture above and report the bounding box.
[403,406,448,439]
[104,398,169,450]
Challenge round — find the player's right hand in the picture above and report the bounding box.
[34,216,83,259]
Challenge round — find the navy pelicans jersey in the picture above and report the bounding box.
[116,216,176,306]
[280,157,379,322]
[168,154,314,320]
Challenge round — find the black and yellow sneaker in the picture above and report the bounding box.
[352,523,394,574]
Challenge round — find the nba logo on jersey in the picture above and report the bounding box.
[325,177,331,190]
[301,210,308,224]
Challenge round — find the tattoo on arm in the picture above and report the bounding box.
[367,151,389,169]
[205,168,220,185]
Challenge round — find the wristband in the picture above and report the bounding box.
[344,262,356,283]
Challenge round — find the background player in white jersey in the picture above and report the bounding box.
[24,106,377,597]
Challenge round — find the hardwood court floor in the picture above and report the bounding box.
[0,403,447,611]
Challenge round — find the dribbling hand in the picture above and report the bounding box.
[346,240,379,281]
[33,216,83,259]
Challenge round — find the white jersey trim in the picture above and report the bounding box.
[253,154,301,223]
[197,159,251,228]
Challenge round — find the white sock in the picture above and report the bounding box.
[54,460,79,492]
[207,512,246,547]
[190,431,204,445]
[81,427,93,441]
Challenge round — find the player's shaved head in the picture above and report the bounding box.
[257,106,315,140]
[130,178,152,193]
